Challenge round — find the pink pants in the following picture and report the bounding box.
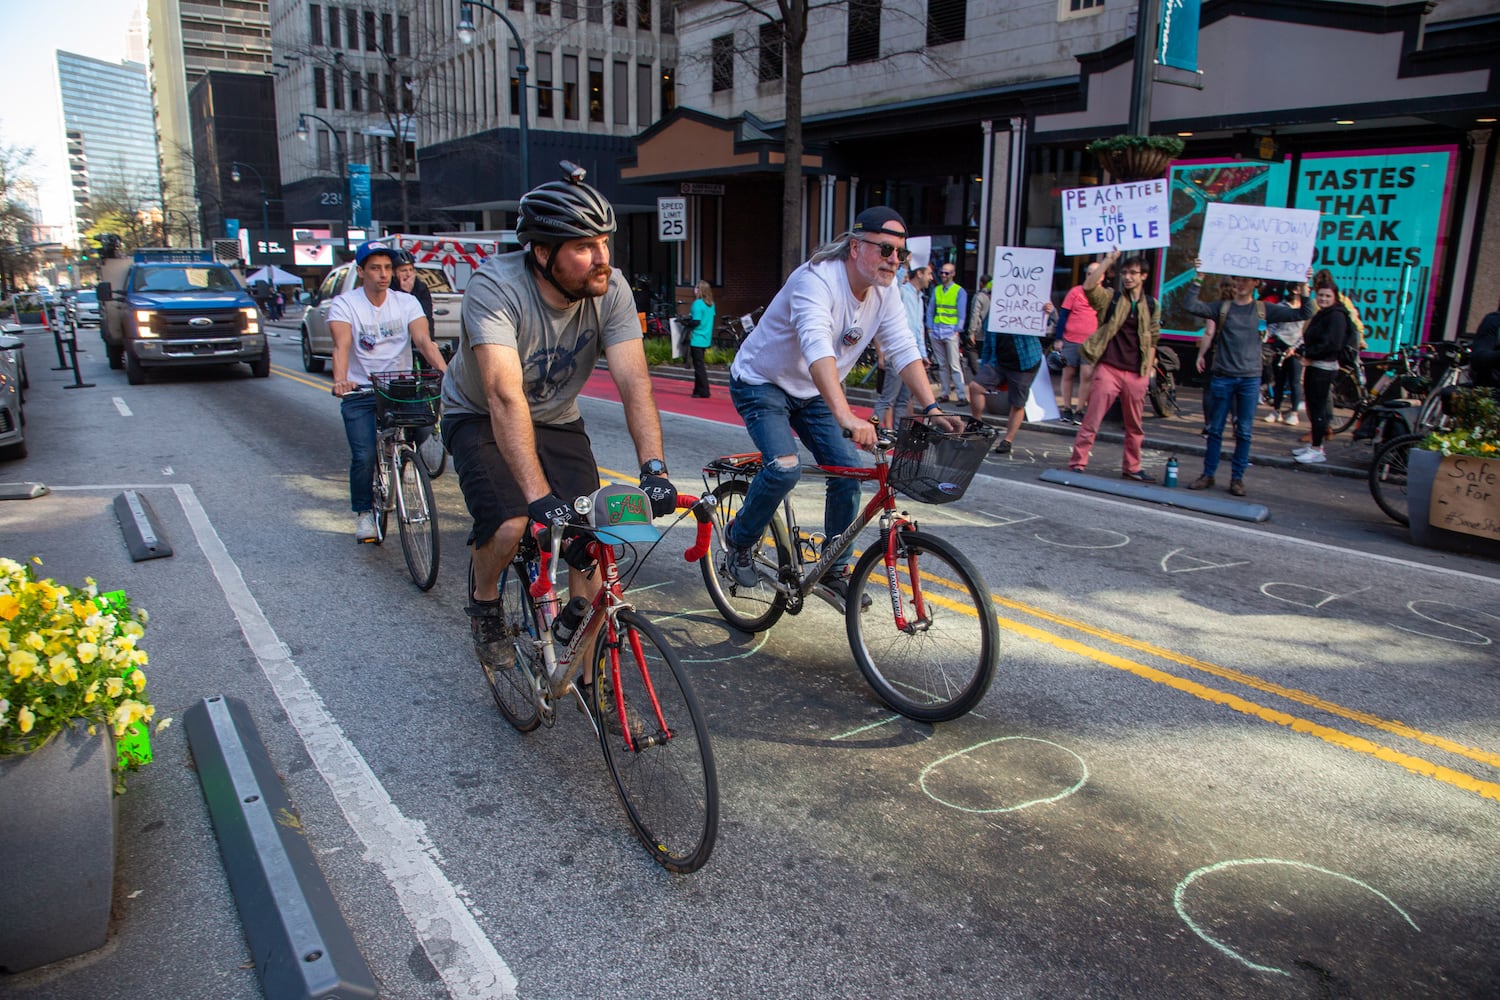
[1068,363,1148,473]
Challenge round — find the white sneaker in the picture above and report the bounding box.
[1295,402,1306,413]
[1264,411,1281,424]
[1294,448,1327,464]
[355,510,378,542]
[1292,445,1316,457]
[1284,412,1300,426]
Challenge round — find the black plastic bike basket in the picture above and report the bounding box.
[371,370,443,427]
[887,419,989,505]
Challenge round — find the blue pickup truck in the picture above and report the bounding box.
[98,249,269,384]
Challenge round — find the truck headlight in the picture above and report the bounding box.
[241,308,260,333]
[134,310,158,336]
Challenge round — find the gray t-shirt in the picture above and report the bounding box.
[1183,284,1312,378]
[442,250,642,424]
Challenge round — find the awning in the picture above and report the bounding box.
[245,265,304,286]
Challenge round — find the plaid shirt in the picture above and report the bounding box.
[981,331,1043,371]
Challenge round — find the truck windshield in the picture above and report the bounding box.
[132,267,240,293]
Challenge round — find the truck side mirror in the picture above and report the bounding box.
[96,282,112,301]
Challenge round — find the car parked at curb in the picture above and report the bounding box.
[0,328,26,460]
[73,289,101,327]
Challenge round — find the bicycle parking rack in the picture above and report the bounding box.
[1039,468,1272,522]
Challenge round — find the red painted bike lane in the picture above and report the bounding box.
[579,369,876,426]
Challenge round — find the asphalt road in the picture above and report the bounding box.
[1,325,1497,1000]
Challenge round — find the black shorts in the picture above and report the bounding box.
[445,413,600,547]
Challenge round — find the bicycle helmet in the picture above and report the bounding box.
[393,248,416,266]
[517,180,617,247]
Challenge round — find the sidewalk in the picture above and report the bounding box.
[655,363,1377,481]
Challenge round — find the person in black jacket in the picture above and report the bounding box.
[1293,282,1352,465]
[1471,297,1500,392]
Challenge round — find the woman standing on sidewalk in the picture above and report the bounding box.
[689,280,716,397]
[1293,283,1352,465]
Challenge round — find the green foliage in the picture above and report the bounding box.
[641,337,675,366]
[1422,388,1500,458]
[1086,134,1187,157]
[705,345,736,366]
[844,364,875,387]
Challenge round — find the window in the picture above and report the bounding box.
[401,75,414,113]
[327,6,341,48]
[382,13,393,52]
[711,34,733,92]
[537,52,554,119]
[317,129,332,172]
[310,4,323,45]
[588,58,604,122]
[510,47,522,114]
[759,21,783,81]
[350,70,362,110]
[636,63,651,126]
[613,1,627,27]
[364,11,376,51]
[346,8,359,49]
[366,71,379,110]
[587,0,603,25]
[314,67,327,107]
[563,54,578,119]
[398,14,410,55]
[332,70,345,109]
[660,66,675,113]
[848,0,880,63]
[561,0,578,18]
[926,0,966,45]
[661,0,673,34]
[537,0,552,16]
[613,60,628,125]
[1059,0,1104,18]
[508,0,522,10]
[637,0,650,29]
[351,132,365,167]
[384,73,396,109]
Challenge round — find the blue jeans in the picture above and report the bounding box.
[1202,375,1260,481]
[342,392,378,513]
[726,377,862,573]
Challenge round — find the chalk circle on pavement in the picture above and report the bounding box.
[919,736,1088,813]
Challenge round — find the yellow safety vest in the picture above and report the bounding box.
[933,283,960,327]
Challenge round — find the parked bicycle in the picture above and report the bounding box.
[1148,345,1181,418]
[1366,341,1473,525]
[698,418,1000,723]
[345,371,442,590]
[482,485,721,873]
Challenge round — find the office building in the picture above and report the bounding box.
[56,51,162,238]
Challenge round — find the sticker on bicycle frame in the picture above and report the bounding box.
[840,326,863,346]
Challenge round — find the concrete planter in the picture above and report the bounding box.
[0,725,118,972]
[1406,448,1500,559]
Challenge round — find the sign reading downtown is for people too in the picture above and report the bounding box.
[1198,203,1321,282]
[1061,179,1171,256]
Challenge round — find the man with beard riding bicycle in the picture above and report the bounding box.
[441,169,678,676]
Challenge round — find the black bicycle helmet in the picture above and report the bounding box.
[393,248,416,266]
[517,180,617,247]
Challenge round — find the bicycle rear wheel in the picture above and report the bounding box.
[846,529,999,723]
[1369,432,1423,526]
[591,611,718,873]
[395,447,440,590]
[1330,367,1365,435]
[699,478,793,633]
[487,558,542,732]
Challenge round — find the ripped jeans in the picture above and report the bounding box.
[725,376,862,573]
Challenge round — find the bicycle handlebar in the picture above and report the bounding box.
[527,493,718,598]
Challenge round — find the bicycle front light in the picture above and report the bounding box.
[573,496,593,518]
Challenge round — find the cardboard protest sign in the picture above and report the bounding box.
[988,246,1056,336]
[1062,179,1170,256]
[1428,455,1500,542]
[1198,202,1320,282]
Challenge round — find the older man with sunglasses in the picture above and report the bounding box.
[719,206,960,609]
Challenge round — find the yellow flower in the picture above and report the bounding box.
[23,631,43,651]
[8,648,38,680]
[48,655,79,685]
[129,668,146,692]
[18,705,34,733]
[75,641,99,664]
[155,717,172,733]
[0,593,18,620]
[105,676,125,699]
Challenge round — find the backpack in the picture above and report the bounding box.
[1338,315,1360,369]
[1218,299,1267,333]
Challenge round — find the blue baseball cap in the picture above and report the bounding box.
[354,240,398,267]
[587,484,660,546]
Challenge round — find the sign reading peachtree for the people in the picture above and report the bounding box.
[1198,203,1320,282]
[1292,147,1457,352]
[1062,179,1171,256]
[988,246,1056,335]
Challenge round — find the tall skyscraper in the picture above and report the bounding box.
[56,51,162,238]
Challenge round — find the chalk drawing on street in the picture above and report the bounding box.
[919,736,1088,813]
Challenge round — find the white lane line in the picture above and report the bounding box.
[113,397,133,417]
[171,484,516,1000]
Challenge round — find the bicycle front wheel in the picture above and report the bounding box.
[1330,367,1365,434]
[846,530,999,723]
[371,452,391,543]
[1369,432,1424,526]
[395,447,440,590]
[699,478,793,633]
[591,611,718,873]
[487,558,541,732]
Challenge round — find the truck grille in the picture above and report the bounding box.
[147,312,243,338]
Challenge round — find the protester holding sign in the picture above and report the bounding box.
[1065,251,1160,481]
[1183,258,1312,496]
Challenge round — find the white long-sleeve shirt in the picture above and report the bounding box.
[730,258,923,398]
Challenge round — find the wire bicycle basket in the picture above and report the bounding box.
[371,369,443,427]
[887,418,991,505]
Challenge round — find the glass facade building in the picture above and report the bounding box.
[56,51,162,236]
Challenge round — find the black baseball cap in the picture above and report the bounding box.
[852,206,907,239]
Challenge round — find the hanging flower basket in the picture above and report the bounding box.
[1087,135,1185,183]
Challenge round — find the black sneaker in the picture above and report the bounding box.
[963,417,985,434]
[724,542,760,588]
[993,439,1013,455]
[467,599,510,669]
[822,570,873,611]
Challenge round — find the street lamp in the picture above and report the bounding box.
[457,0,530,192]
[230,161,271,234]
[296,112,351,237]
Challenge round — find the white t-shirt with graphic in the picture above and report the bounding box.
[328,288,425,384]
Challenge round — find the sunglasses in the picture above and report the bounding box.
[856,238,911,263]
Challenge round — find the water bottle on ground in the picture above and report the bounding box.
[1165,456,1179,488]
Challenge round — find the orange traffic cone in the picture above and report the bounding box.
[39,306,49,329]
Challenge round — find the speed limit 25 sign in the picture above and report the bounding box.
[657,197,686,242]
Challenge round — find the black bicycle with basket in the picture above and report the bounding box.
[697,417,1000,723]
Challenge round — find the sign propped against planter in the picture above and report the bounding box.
[1062,179,1170,256]
[1428,455,1500,542]
[988,246,1056,337]
[1199,202,1320,282]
